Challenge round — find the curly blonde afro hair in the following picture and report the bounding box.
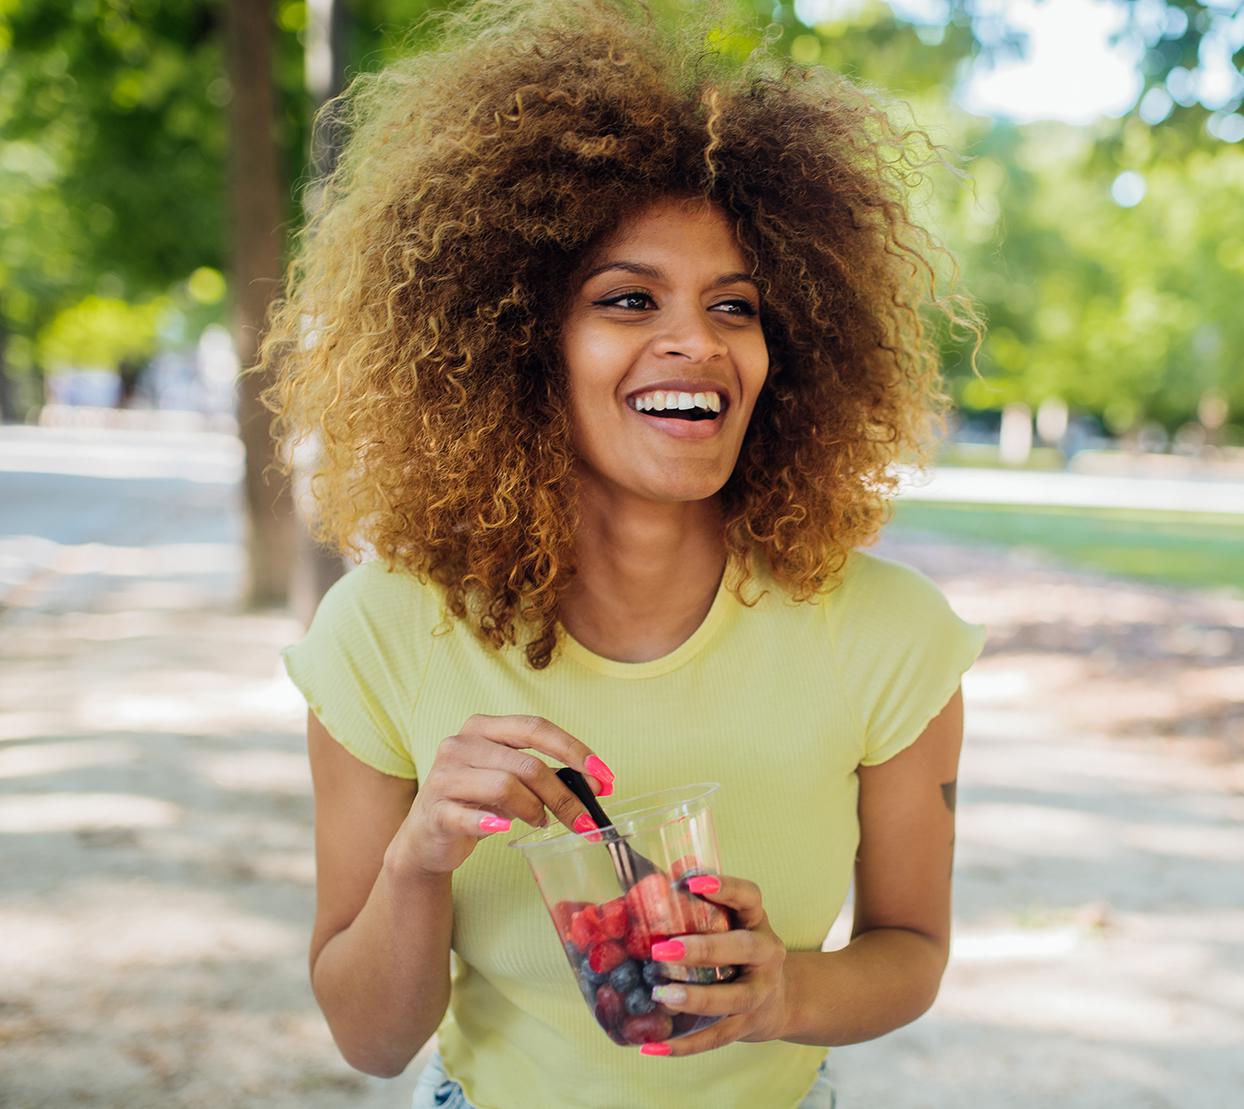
[255,0,981,670]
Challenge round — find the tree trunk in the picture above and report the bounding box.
[0,322,14,423]
[225,0,297,608]
[287,0,351,626]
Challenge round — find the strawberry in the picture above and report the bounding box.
[599,896,629,940]
[623,916,664,961]
[587,940,628,975]
[624,872,689,936]
[551,899,590,942]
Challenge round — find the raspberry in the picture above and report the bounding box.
[587,940,628,975]
[569,904,604,949]
[551,899,590,942]
[599,896,629,940]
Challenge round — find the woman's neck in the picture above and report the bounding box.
[558,496,728,663]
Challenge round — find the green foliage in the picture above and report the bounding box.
[38,294,171,372]
[1,0,1241,437]
[943,119,1244,429]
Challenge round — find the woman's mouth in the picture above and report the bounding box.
[623,398,728,440]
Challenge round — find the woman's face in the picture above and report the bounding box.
[559,195,769,507]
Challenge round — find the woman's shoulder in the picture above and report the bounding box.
[832,548,951,616]
[329,557,439,607]
[309,557,445,647]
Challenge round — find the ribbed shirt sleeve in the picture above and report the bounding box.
[831,552,987,767]
[280,560,422,779]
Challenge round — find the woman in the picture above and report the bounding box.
[259,1,986,1106]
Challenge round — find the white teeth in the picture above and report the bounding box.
[628,389,724,414]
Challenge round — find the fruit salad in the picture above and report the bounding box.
[550,854,737,1045]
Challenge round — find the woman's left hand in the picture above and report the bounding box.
[642,873,792,1057]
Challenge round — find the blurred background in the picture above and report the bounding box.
[1,2,1241,1107]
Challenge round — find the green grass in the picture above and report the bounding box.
[890,500,1244,594]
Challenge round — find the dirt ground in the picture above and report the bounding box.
[1,426,1241,1108]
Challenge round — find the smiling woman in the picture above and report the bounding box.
[252,2,987,1107]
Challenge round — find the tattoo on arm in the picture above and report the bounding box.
[942,780,957,878]
[940,780,957,813]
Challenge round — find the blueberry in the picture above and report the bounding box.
[608,959,640,993]
[625,985,657,1015]
[641,959,667,987]
[579,954,608,986]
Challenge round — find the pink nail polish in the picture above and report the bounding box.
[686,874,720,895]
[573,813,598,835]
[479,815,511,833]
[651,939,685,961]
[640,1042,671,1056]
[584,754,615,786]
[595,777,614,798]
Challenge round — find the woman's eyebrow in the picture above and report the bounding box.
[581,259,759,289]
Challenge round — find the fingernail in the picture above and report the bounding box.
[479,815,511,833]
[651,939,685,961]
[686,874,720,895]
[651,984,686,1005]
[640,1042,671,1056]
[594,776,614,798]
[584,755,615,786]
[573,813,598,835]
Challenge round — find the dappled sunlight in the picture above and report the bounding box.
[0,791,180,833]
[0,426,242,484]
[1,537,240,580]
[0,879,302,983]
[0,738,140,780]
[959,803,1114,860]
[194,749,311,796]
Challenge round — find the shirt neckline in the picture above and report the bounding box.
[556,558,739,679]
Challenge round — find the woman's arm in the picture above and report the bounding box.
[779,686,964,1046]
[305,709,452,1078]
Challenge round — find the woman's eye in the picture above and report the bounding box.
[595,293,758,317]
[598,292,655,311]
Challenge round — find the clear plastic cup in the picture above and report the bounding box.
[509,782,740,1047]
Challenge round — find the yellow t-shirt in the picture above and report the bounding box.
[281,548,986,1109]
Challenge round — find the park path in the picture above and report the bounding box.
[1,424,1241,1108]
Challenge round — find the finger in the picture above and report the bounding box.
[447,735,596,831]
[677,874,766,930]
[459,713,615,796]
[442,765,550,829]
[433,797,517,838]
[651,929,770,970]
[641,1013,746,1058]
[648,977,762,1018]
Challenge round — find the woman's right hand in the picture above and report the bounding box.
[385,713,615,880]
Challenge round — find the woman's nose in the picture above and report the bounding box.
[652,302,729,362]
